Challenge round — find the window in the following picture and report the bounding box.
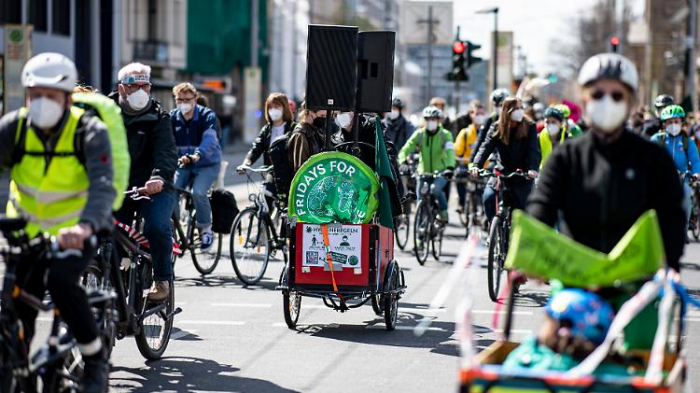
[29,0,48,32]
[52,0,71,35]
[147,0,157,41]
[1,0,23,24]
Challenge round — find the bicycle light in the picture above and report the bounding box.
[249,193,256,202]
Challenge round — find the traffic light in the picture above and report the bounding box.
[451,40,468,81]
[466,41,483,68]
[610,36,620,53]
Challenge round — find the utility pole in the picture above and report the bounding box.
[687,0,698,112]
[417,6,439,101]
[493,8,499,91]
[251,0,259,67]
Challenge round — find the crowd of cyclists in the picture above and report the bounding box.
[0,48,695,390]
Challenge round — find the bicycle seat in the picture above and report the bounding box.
[0,216,28,233]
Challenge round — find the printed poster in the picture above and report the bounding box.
[301,224,362,272]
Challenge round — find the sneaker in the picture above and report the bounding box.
[82,352,108,393]
[438,210,449,223]
[200,231,214,252]
[147,281,170,303]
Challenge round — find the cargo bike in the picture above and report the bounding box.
[458,210,692,393]
[277,146,407,331]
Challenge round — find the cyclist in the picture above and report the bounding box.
[398,106,456,223]
[539,106,574,170]
[527,53,685,349]
[171,82,222,251]
[0,53,114,392]
[429,97,453,134]
[650,105,700,227]
[109,62,178,303]
[469,88,510,164]
[642,94,674,138]
[554,103,583,137]
[454,101,488,215]
[384,97,415,151]
[288,101,328,172]
[469,97,541,224]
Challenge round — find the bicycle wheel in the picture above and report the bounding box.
[189,214,223,276]
[81,265,116,360]
[413,201,430,265]
[283,291,302,329]
[431,209,444,260]
[370,293,383,316]
[135,264,174,360]
[383,268,400,330]
[463,193,473,236]
[230,208,271,285]
[692,197,700,241]
[487,216,504,302]
[394,213,410,250]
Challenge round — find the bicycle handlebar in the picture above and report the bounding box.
[477,168,532,179]
[239,165,274,174]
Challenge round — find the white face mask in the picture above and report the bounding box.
[510,109,524,122]
[546,123,561,136]
[426,120,439,132]
[335,112,353,130]
[126,89,150,111]
[474,114,486,125]
[388,110,400,120]
[177,103,193,115]
[268,108,283,122]
[29,97,64,130]
[585,94,629,133]
[666,123,682,136]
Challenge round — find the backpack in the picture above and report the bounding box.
[268,132,295,198]
[210,188,239,233]
[658,132,691,172]
[12,94,131,211]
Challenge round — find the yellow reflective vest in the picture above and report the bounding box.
[7,106,90,236]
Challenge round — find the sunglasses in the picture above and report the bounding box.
[591,89,625,102]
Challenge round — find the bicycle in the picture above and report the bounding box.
[174,186,223,275]
[394,154,418,251]
[0,217,115,392]
[89,187,183,360]
[454,165,487,238]
[230,165,288,285]
[477,168,532,302]
[413,172,449,265]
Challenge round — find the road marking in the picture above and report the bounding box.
[472,310,533,316]
[401,307,447,313]
[178,320,246,326]
[211,303,273,308]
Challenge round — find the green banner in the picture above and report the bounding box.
[504,210,663,287]
[288,152,380,224]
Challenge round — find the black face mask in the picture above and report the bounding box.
[312,117,327,129]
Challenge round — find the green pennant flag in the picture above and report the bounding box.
[505,210,663,287]
[375,116,395,229]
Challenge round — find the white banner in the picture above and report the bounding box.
[301,224,362,273]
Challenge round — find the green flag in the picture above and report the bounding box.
[375,116,395,229]
[505,210,663,287]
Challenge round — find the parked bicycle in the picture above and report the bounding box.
[413,171,450,265]
[477,169,533,302]
[230,165,288,285]
[0,216,115,392]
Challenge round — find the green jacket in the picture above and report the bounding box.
[398,125,456,174]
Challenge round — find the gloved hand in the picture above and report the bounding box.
[443,169,454,180]
[399,164,410,175]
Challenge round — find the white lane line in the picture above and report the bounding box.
[211,303,273,308]
[366,325,443,331]
[178,320,246,326]
[401,307,447,313]
[472,310,533,316]
[171,330,197,340]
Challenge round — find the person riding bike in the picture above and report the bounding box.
[469,88,510,164]
[398,106,456,223]
[287,101,328,172]
[384,97,415,151]
[650,105,700,227]
[469,97,541,224]
[171,82,222,252]
[454,101,488,215]
[642,94,674,139]
[0,53,114,392]
[109,62,178,303]
[554,103,583,137]
[527,53,685,350]
[539,106,574,170]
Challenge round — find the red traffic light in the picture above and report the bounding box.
[452,41,465,54]
[610,36,620,46]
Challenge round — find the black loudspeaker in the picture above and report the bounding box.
[306,25,358,111]
[356,31,396,113]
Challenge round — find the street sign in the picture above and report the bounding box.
[400,1,453,45]
[4,24,31,114]
[243,66,262,144]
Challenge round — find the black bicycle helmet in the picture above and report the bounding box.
[490,89,510,106]
[392,97,404,109]
[654,94,674,109]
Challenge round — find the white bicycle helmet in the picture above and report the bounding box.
[22,52,77,93]
[577,53,638,92]
[422,105,442,119]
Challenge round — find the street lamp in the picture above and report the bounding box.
[476,7,499,91]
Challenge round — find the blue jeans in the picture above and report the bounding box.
[174,163,220,228]
[417,176,448,211]
[115,190,176,281]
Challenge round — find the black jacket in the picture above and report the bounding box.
[527,130,685,271]
[469,112,499,162]
[108,92,177,187]
[246,121,295,166]
[641,118,661,139]
[384,114,413,150]
[473,120,541,176]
